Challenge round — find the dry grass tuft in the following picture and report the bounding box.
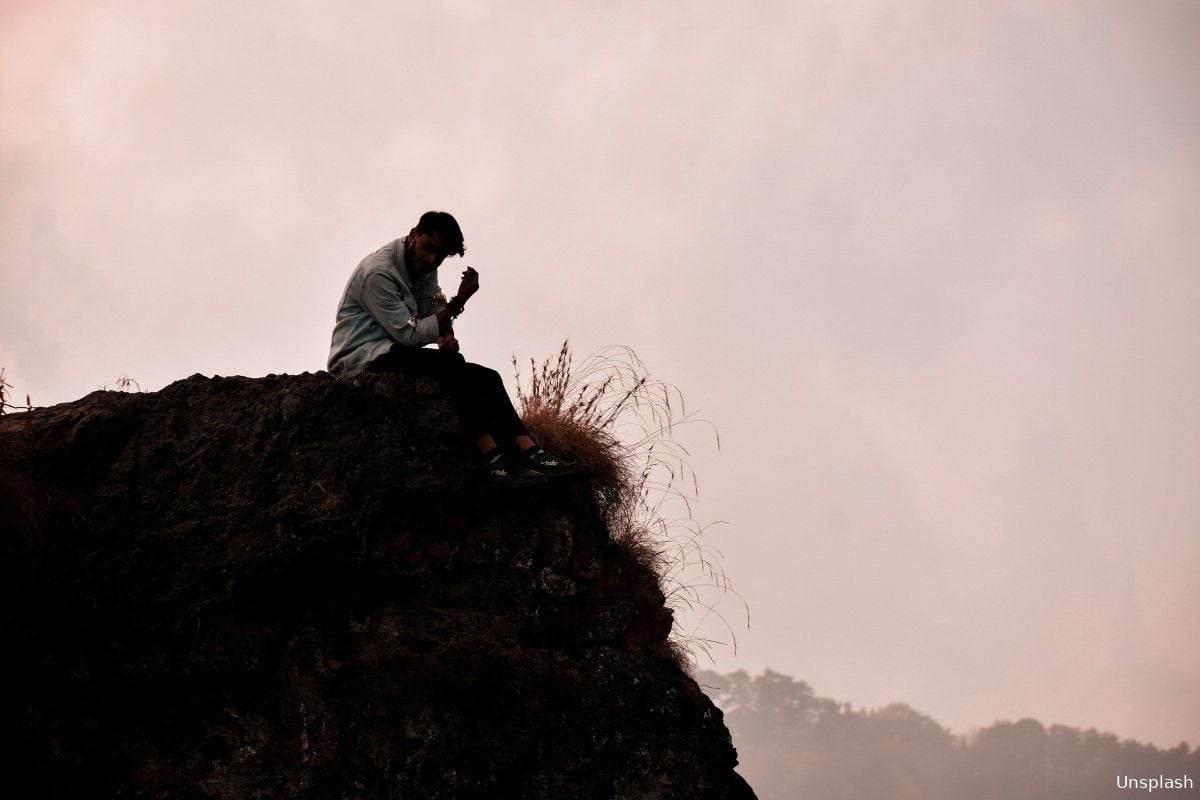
[513,341,707,519]
[514,342,746,669]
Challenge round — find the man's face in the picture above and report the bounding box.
[406,230,447,276]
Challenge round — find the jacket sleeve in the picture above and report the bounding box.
[360,271,440,348]
[432,281,451,332]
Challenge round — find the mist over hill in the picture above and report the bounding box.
[699,669,1198,800]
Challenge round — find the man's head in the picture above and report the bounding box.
[406,211,465,276]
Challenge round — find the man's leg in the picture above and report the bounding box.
[368,345,588,480]
[457,363,528,445]
[367,346,494,448]
[451,362,590,479]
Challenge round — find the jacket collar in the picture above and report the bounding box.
[391,237,436,289]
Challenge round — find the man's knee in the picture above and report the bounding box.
[462,362,504,387]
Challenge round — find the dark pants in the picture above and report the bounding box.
[367,344,529,444]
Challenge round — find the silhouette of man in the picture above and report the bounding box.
[328,211,587,486]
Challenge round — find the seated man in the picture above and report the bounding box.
[327,210,587,487]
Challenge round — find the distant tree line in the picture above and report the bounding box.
[697,669,1199,800]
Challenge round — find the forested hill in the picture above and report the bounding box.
[698,669,1198,800]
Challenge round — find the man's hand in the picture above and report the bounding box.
[457,267,480,302]
[437,335,460,354]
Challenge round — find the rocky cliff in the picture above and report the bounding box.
[0,371,755,799]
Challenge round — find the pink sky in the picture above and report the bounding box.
[2,0,1198,747]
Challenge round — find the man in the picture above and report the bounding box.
[328,211,588,487]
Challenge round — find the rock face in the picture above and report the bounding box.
[1,372,755,799]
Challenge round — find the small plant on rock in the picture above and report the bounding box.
[0,367,33,415]
[513,342,745,669]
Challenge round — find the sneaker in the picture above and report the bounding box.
[480,451,548,488]
[522,447,593,479]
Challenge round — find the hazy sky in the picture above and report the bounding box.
[2,0,1197,747]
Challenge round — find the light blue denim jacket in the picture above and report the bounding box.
[327,238,444,375]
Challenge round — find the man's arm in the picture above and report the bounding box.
[360,272,441,348]
[433,268,479,354]
[429,267,480,338]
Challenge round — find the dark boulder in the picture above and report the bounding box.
[0,371,755,799]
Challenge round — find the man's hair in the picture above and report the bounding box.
[415,211,466,257]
